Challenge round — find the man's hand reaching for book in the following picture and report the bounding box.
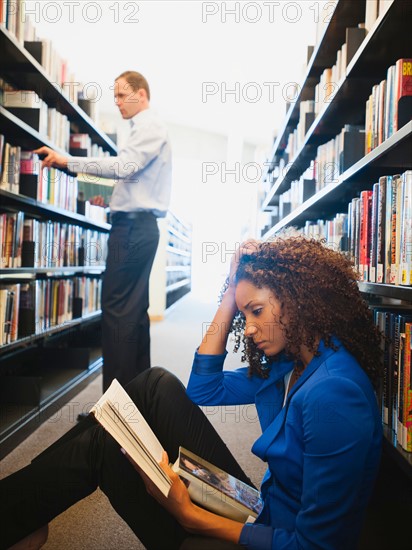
[34,146,69,170]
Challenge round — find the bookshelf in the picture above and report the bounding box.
[149,211,192,320]
[0,23,115,458]
[0,26,117,153]
[259,0,411,484]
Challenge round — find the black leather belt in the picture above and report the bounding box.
[110,211,155,223]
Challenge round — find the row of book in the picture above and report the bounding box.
[286,23,369,161]
[0,137,80,210]
[69,133,110,158]
[315,125,365,192]
[301,213,348,253]
[284,56,411,174]
[301,170,412,287]
[3,89,71,150]
[372,308,412,453]
[364,0,393,33]
[314,26,366,116]
[1,212,109,269]
[349,172,411,286]
[0,137,109,223]
[0,0,77,94]
[1,1,103,123]
[282,124,364,202]
[287,0,393,160]
[0,276,102,346]
[365,58,412,153]
[1,0,33,45]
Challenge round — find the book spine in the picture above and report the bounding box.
[400,170,412,285]
[394,59,412,132]
[359,190,372,281]
[403,323,412,451]
[369,183,379,282]
[383,176,393,283]
[389,175,400,284]
[376,176,386,283]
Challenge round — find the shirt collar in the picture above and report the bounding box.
[129,107,151,127]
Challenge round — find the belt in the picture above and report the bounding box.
[110,211,155,223]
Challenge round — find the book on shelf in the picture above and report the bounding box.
[399,323,412,452]
[300,169,410,287]
[369,182,379,283]
[359,190,372,281]
[0,141,20,194]
[365,59,412,152]
[399,170,412,286]
[0,211,23,268]
[90,379,262,522]
[372,307,412,431]
[397,319,412,452]
[394,58,412,133]
[0,283,20,345]
[376,175,387,283]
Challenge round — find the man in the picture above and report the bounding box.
[36,71,172,392]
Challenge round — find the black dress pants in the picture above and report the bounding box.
[102,212,159,391]
[0,368,251,550]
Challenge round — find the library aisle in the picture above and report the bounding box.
[0,291,265,550]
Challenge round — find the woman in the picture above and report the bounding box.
[1,236,383,550]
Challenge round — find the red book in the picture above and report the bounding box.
[394,58,412,132]
[359,190,373,281]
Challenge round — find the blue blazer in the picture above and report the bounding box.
[187,339,382,550]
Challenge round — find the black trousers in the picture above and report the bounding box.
[0,368,250,550]
[102,212,159,391]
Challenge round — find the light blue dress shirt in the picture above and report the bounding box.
[67,108,172,217]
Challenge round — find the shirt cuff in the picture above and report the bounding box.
[239,523,273,550]
[191,349,227,375]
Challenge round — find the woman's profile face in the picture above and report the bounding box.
[235,280,287,357]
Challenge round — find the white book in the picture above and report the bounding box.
[91,379,262,521]
[3,90,42,108]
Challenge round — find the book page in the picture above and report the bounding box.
[92,379,164,462]
[177,447,263,516]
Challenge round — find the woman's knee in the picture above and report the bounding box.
[125,367,185,403]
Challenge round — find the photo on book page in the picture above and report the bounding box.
[178,448,263,516]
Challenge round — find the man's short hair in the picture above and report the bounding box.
[115,71,150,100]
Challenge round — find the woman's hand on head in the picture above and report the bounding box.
[228,239,260,289]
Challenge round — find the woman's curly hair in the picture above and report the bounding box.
[224,235,383,388]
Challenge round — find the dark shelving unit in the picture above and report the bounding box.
[0,26,116,458]
[259,0,412,507]
[0,26,117,154]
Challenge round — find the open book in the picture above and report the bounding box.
[90,379,263,522]
[172,447,263,522]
